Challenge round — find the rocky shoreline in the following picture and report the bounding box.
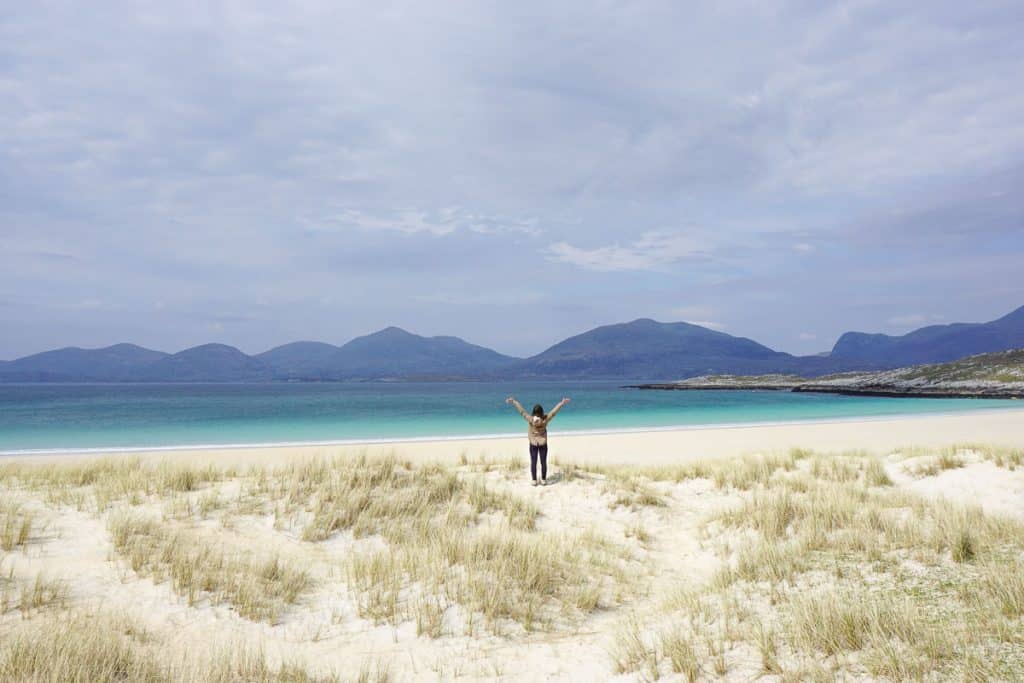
[625,351,1024,398]
[627,381,1024,399]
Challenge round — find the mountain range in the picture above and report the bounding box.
[2,305,1022,383]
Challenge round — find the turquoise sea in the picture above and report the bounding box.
[0,381,1020,454]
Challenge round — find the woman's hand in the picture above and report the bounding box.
[506,396,516,404]
[561,397,571,404]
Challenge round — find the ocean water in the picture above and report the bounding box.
[0,381,1019,454]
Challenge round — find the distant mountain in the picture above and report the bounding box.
[518,318,804,379]
[0,343,168,382]
[256,341,343,380]
[135,344,270,382]
[3,304,1023,382]
[328,327,518,379]
[831,305,1024,367]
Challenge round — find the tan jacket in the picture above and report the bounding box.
[511,400,566,446]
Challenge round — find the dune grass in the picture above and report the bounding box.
[951,442,1024,470]
[0,457,230,513]
[347,524,622,634]
[108,513,311,624]
[904,448,966,477]
[3,445,1022,679]
[897,443,1024,474]
[253,456,630,634]
[0,610,382,683]
[612,448,1024,681]
[68,455,632,636]
[0,553,66,617]
[603,472,667,509]
[0,501,36,551]
[0,611,170,683]
[590,447,889,492]
[581,450,804,491]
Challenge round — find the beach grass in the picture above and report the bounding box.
[108,512,311,624]
[0,443,1022,679]
[57,454,634,636]
[0,558,66,618]
[0,610,381,683]
[610,447,1024,681]
[252,456,630,633]
[0,501,35,552]
[896,442,1024,473]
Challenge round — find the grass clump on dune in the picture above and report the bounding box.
[713,477,1021,576]
[21,454,631,638]
[108,513,311,624]
[614,448,1024,681]
[237,455,631,635]
[898,443,1024,471]
[347,525,619,633]
[0,610,372,683]
[243,456,538,542]
[284,458,631,634]
[0,501,36,551]
[0,457,228,513]
[711,451,802,490]
[904,448,965,477]
[7,453,631,638]
[603,472,666,509]
[0,612,170,683]
[953,442,1024,470]
[0,555,66,617]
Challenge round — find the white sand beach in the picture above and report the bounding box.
[2,409,1024,681]
[8,406,1024,469]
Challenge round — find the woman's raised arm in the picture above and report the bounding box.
[506,396,530,420]
[545,397,571,421]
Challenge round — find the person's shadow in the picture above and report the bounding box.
[545,471,565,485]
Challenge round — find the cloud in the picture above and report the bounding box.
[887,313,945,328]
[332,209,460,237]
[1,2,1023,358]
[546,231,704,271]
[685,320,726,331]
[412,290,544,306]
[888,314,926,327]
[670,305,715,320]
[797,332,817,341]
[307,207,541,238]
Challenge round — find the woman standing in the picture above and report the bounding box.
[505,396,570,486]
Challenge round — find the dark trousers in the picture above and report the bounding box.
[529,443,548,481]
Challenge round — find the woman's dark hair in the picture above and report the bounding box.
[532,404,545,418]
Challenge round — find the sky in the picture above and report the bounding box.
[2,1,1023,360]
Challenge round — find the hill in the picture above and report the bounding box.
[3,304,1024,382]
[519,318,803,379]
[831,305,1024,366]
[328,327,519,379]
[251,329,520,380]
[135,344,270,382]
[0,343,168,382]
[256,341,343,380]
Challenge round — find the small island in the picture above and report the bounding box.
[629,349,1024,399]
